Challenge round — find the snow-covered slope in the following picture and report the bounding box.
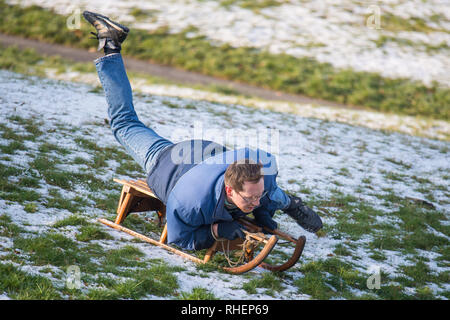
[0,70,448,299]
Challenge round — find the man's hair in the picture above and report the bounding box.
[224,159,263,192]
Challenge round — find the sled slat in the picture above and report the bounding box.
[117,186,129,214]
[239,216,297,244]
[203,242,218,263]
[259,235,306,272]
[115,192,134,224]
[99,218,204,264]
[159,223,168,244]
[242,230,268,244]
[113,178,157,198]
[134,179,149,188]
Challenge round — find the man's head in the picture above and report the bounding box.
[224,159,265,213]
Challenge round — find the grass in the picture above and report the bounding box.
[2,210,182,299]
[219,0,288,11]
[301,189,449,299]
[122,213,164,235]
[38,142,71,156]
[0,263,61,299]
[83,263,181,299]
[45,188,89,213]
[0,1,449,120]
[0,214,23,237]
[374,35,450,54]
[242,273,285,296]
[318,190,448,255]
[179,287,217,300]
[13,232,90,267]
[294,258,368,300]
[23,202,38,213]
[76,225,113,242]
[104,246,144,267]
[53,215,89,228]
[379,13,447,34]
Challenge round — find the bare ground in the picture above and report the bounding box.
[0,32,359,110]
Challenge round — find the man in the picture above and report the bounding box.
[83,11,323,251]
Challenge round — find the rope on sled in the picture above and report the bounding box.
[220,234,262,268]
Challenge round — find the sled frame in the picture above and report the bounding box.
[98,178,305,274]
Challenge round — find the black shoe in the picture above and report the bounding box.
[82,11,129,54]
[284,195,323,233]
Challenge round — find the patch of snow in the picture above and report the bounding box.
[1,69,449,299]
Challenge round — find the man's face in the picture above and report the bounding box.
[225,178,265,213]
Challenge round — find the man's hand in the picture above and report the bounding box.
[254,213,277,231]
[213,221,245,240]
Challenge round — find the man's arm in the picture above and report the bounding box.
[283,194,323,233]
[251,184,290,230]
[253,208,278,230]
[168,222,216,251]
[166,200,217,250]
[166,205,244,250]
[168,222,244,251]
[212,221,245,240]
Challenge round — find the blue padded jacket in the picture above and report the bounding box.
[146,140,285,250]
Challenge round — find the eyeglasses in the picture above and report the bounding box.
[236,190,268,204]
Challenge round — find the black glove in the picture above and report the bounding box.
[254,212,277,231]
[216,221,245,240]
[284,195,323,233]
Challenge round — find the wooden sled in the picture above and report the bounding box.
[98,178,306,274]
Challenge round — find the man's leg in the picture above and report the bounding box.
[84,11,173,172]
[269,186,291,209]
[95,53,173,172]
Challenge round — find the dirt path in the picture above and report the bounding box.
[1,33,356,109]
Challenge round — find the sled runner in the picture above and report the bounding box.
[98,178,306,274]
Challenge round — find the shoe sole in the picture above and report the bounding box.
[83,11,129,34]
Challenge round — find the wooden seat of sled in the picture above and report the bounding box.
[113,178,166,226]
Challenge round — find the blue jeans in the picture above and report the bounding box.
[95,53,173,173]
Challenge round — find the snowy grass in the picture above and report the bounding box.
[0,68,449,300]
[2,45,448,141]
[1,1,449,120]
